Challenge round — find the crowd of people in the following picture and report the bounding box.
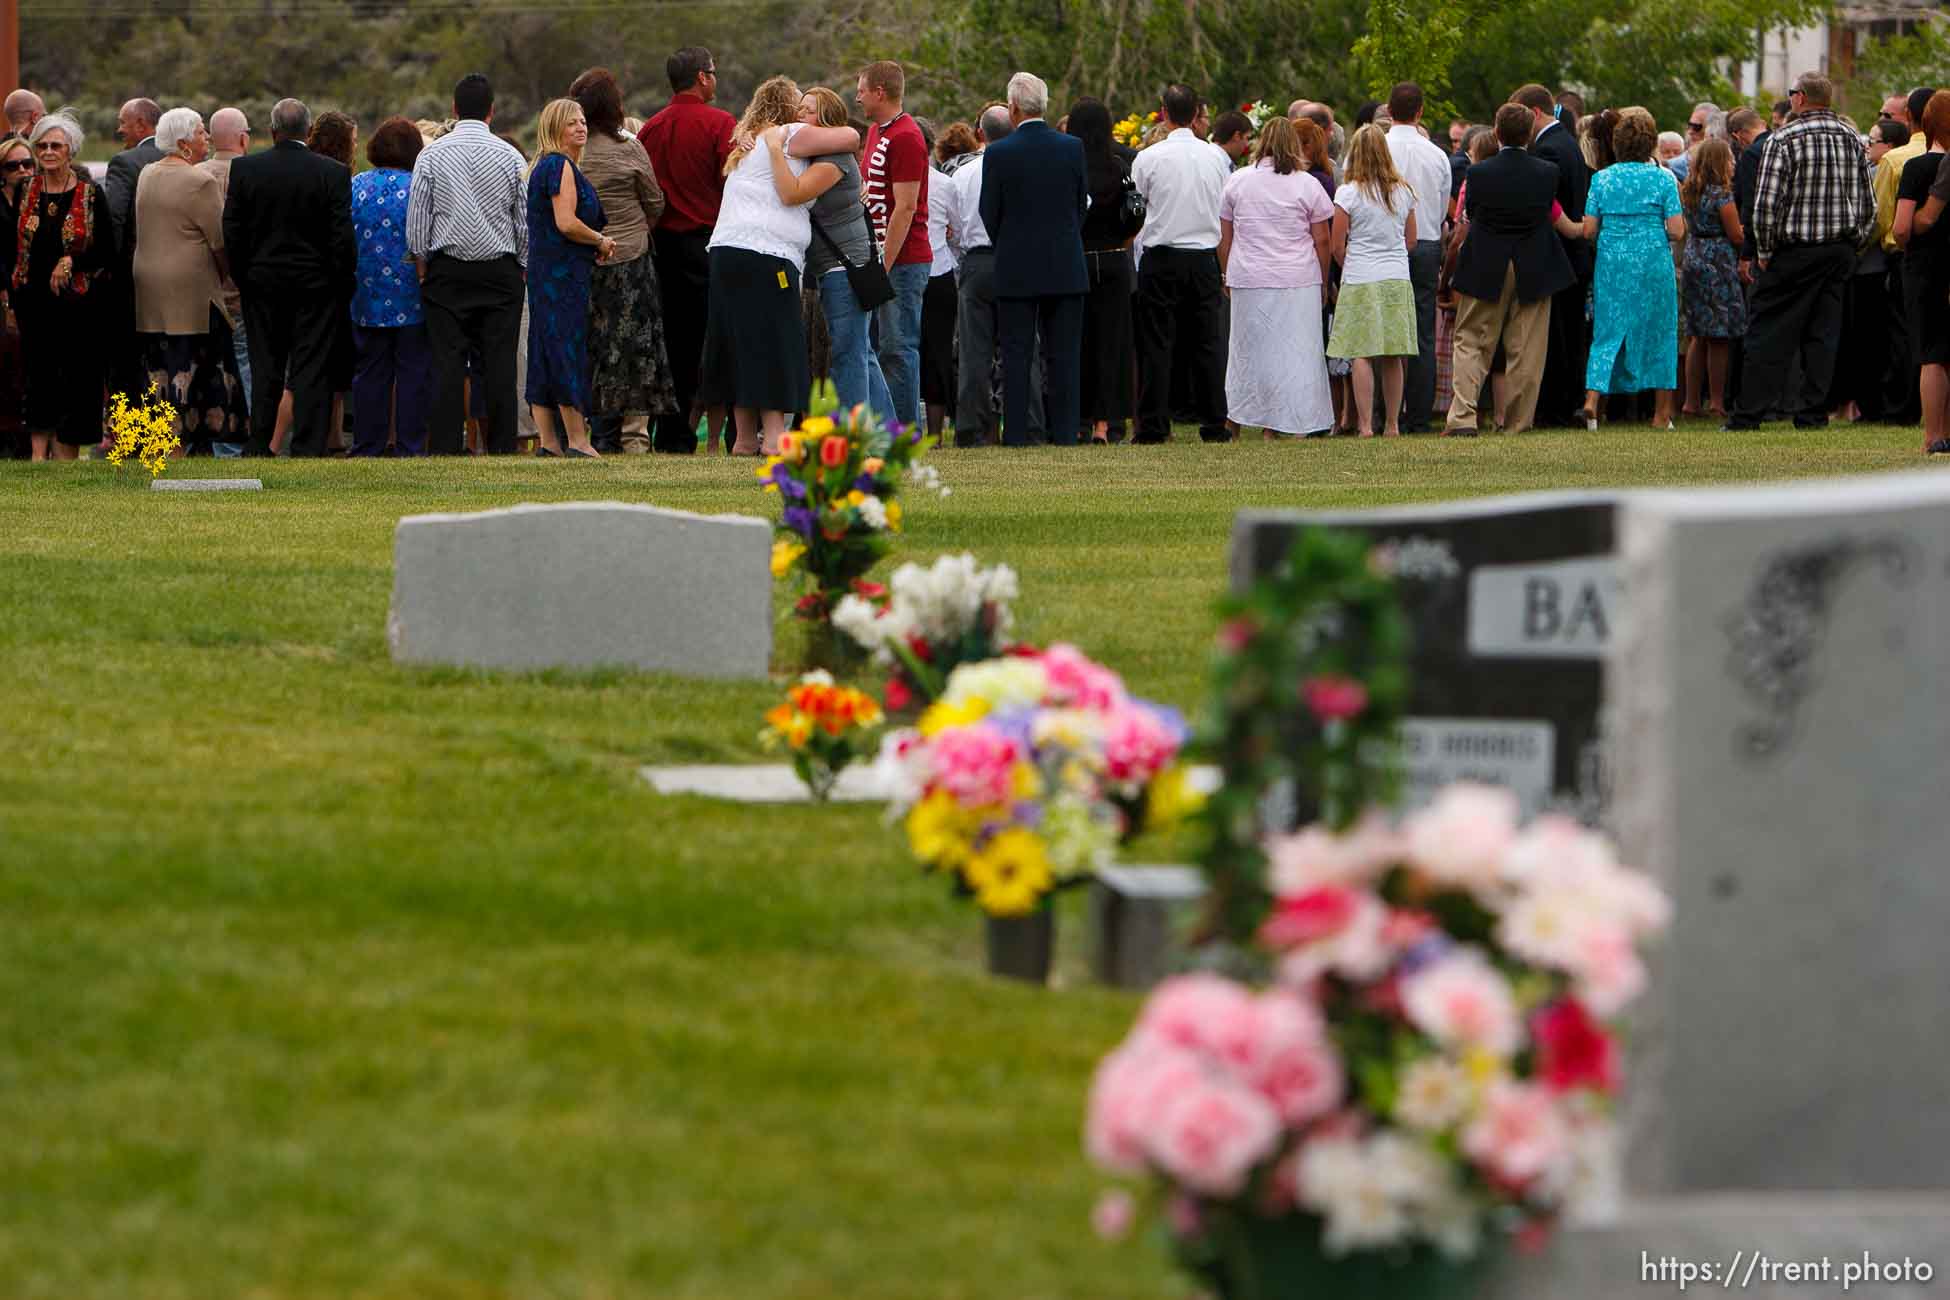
[0,56,1943,461]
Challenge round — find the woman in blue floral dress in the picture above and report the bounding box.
[1580,107,1685,429]
[350,117,431,455]
[525,98,616,458]
[1678,138,1747,418]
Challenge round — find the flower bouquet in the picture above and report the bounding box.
[106,383,182,476]
[759,381,942,660]
[1112,110,1160,148]
[759,670,883,801]
[878,645,1202,981]
[831,552,1018,715]
[1242,99,1281,132]
[1085,785,1670,1298]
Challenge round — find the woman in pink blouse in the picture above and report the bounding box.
[1217,116,1335,438]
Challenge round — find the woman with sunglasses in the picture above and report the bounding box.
[7,112,113,460]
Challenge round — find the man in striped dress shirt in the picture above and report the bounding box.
[407,73,528,455]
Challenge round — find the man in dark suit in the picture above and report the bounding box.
[979,70,1089,447]
[1442,103,1576,435]
[1513,83,1589,428]
[103,98,163,255]
[222,98,354,458]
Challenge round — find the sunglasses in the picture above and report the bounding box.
[1687,121,1705,131]
[1,159,30,172]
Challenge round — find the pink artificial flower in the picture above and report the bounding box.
[1400,948,1522,1056]
[1302,674,1370,722]
[1462,1081,1570,1186]
[1265,813,1403,895]
[1380,907,1438,949]
[1258,885,1360,949]
[1402,782,1522,896]
[1102,704,1181,785]
[1273,888,1393,985]
[1040,642,1127,712]
[1531,998,1620,1095]
[1245,994,1345,1125]
[925,723,1021,807]
[1150,1078,1283,1197]
[1572,925,1648,1017]
[1091,1188,1136,1241]
[1216,617,1257,654]
[1085,1043,1207,1175]
[1135,973,1256,1057]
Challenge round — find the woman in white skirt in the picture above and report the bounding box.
[1327,124,1418,437]
[1219,116,1336,438]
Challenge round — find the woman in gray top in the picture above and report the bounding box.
[764,86,891,416]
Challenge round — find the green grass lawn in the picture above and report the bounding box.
[0,424,1934,1299]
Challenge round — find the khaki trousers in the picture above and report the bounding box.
[1445,263,1553,433]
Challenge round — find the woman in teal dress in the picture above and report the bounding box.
[1580,106,1686,429]
[526,98,617,458]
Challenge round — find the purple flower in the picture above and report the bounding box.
[1138,700,1191,746]
[1397,932,1455,976]
[770,464,808,501]
[852,474,878,494]
[783,506,816,538]
[1011,801,1045,827]
[985,708,1037,752]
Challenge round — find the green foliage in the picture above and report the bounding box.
[1352,0,1468,120]
[1846,20,1950,124]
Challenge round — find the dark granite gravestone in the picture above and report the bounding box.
[1230,492,1621,823]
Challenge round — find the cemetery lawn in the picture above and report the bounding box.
[0,422,1929,1299]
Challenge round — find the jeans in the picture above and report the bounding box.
[212,320,249,457]
[875,261,929,428]
[820,268,894,419]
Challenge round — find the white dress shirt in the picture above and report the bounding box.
[948,153,991,255]
[927,163,957,275]
[1131,127,1232,250]
[1384,123,1451,245]
[405,119,529,268]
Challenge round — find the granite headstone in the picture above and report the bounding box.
[388,502,772,677]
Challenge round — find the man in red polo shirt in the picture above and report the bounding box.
[857,60,931,429]
[639,46,734,453]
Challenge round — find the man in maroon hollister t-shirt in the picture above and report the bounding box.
[856,59,931,427]
[637,45,735,453]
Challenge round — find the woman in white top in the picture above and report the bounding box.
[699,75,857,454]
[1326,124,1418,437]
[1217,115,1335,438]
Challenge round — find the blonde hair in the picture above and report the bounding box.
[802,86,848,129]
[1252,115,1304,175]
[1343,123,1409,213]
[728,75,802,173]
[530,98,583,175]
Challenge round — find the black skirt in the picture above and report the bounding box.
[15,287,105,444]
[920,271,957,407]
[1081,248,1134,422]
[1903,247,1950,369]
[699,245,809,413]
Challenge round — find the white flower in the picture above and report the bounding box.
[1040,793,1119,874]
[872,729,929,813]
[1400,948,1522,1057]
[857,494,888,529]
[797,669,835,686]
[941,656,1045,712]
[1417,1188,1484,1259]
[1394,1057,1474,1133]
[1298,1134,1417,1255]
[831,594,887,652]
[1265,812,1403,895]
[1402,782,1521,898]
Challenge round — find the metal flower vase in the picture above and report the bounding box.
[984,907,1055,984]
[1192,1211,1503,1300]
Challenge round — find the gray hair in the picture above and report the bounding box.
[28,111,82,155]
[1692,101,1727,139]
[155,107,203,155]
[270,98,311,141]
[1657,130,1683,151]
[977,105,1012,143]
[1005,71,1048,119]
[209,106,250,149]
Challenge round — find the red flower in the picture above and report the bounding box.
[819,434,849,468]
[794,593,825,617]
[906,632,934,663]
[1216,617,1256,654]
[853,580,887,599]
[884,676,912,712]
[1302,674,1369,722]
[1531,998,1620,1094]
[1256,886,1357,948]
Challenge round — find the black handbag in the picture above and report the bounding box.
[1117,172,1146,239]
[810,216,895,311]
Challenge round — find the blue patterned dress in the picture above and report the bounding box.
[351,168,423,328]
[525,152,606,411]
[1681,184,1747,339]
[1585,161,1682,394]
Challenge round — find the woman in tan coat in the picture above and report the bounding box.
[569,67,678,452]
[133,106,247,454]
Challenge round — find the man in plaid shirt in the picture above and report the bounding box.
[1724,73,1876,430]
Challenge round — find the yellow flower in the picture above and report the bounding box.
[862,456,884,474]
[886,501,903,531]
[846,490,866,507]
[1010,761,1043,801]
[800,415,836,436]
[778,432,802,462]
[1463,1046,1508,1087]
[962,827,1054,916]
[764,704,812,749]
[907,790,973,866]
[770,539,806,578]
[918,697,989,737]
[1143,764,1206,832]
[756,455,784,489]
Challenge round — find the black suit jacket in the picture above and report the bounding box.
[104,137,163,257]
[1528,117,1590,275]
[1734,131,1769,261]
[1452,147,1575,304]
[221,140,354,295]
[978,120,1088,299]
